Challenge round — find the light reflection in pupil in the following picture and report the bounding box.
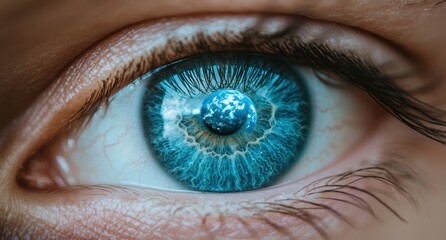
[201,89,257,135]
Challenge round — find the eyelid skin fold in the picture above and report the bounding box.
[64,15,446,146]
[1,14,433,239]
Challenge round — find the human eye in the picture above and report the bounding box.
[12,15,440,238]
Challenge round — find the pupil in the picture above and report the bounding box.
[201,89,256,135]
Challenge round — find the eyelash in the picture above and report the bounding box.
[241,161,417,239]
[40,160,418,239]
[68,25,446,145]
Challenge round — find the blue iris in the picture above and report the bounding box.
[142,52,311,192]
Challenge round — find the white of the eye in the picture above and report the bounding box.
[56,81,187,190]
[275,68,371,184]
[48,67,374,191]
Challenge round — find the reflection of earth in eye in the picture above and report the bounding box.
[201,89,257,135]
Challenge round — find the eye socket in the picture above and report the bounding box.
[16,15,418,193]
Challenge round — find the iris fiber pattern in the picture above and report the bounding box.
[142,52,311,192]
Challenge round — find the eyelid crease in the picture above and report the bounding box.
[66,18,446,145]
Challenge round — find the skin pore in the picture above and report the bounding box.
[1,0,446,239]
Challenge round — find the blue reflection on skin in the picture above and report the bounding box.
[143,52,311,192]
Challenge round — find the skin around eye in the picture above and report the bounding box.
[2,0,446,238]
[10,15,427,239]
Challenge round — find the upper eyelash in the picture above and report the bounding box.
[253,37,446,144]
[67,24,446,145]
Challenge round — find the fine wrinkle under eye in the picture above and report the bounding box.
[23,160,420,240]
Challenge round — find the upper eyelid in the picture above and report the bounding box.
[0,1,440,134]
[63,16,446,146]
[6,15,439,173]
[68,16,390,125]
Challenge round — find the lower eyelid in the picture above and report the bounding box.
[7,157,419,239]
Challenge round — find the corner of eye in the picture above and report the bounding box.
[16,152,66,192]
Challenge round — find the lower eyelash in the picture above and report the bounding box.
[201,160,419,240]
[29,159,418,240]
